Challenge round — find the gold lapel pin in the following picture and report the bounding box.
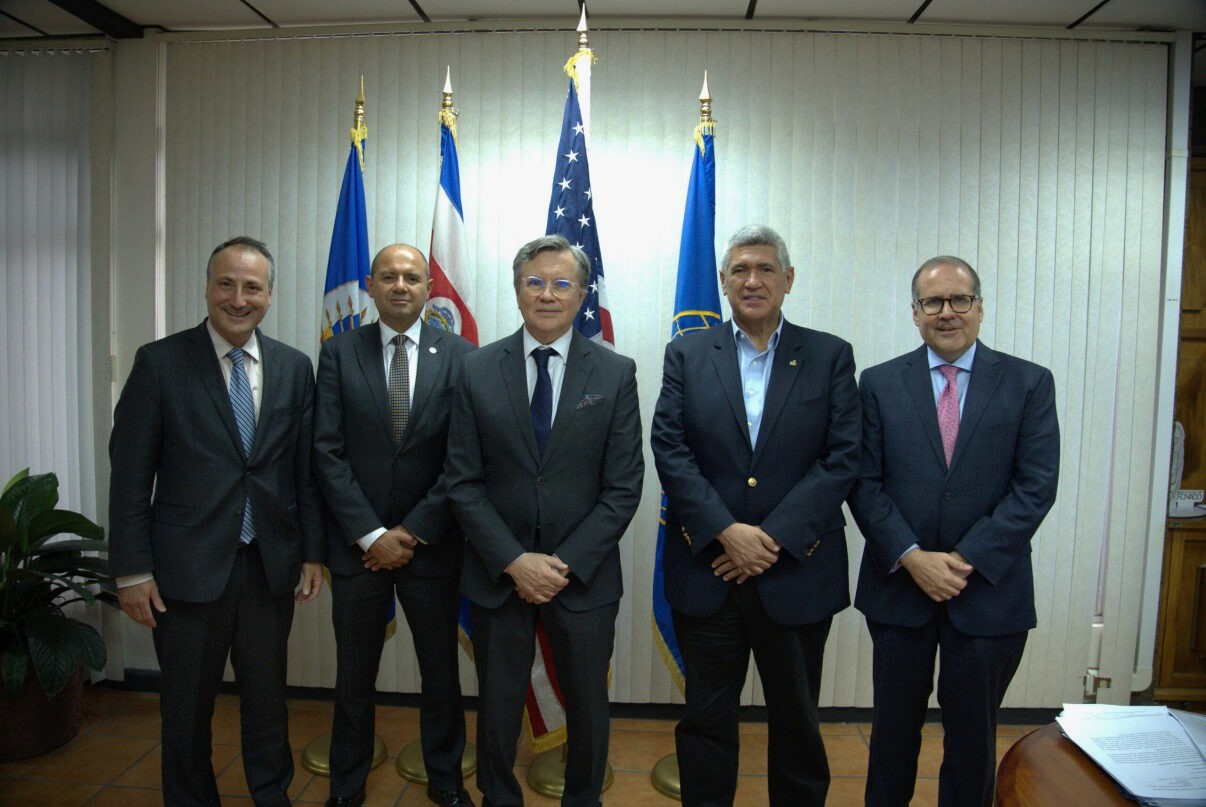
[789,359,798,366]
[428,346,437,354]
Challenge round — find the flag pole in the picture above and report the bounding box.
[302,76,388,778]
[650,70,717,802]
[394,66,480,787]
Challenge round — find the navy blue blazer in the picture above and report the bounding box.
[313,321,474,578]
[651,320,861,626]
[109,321,325,602]
[849,341,1059,636]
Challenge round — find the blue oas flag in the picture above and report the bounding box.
[545,77,614,347]
[653,120,721,693]
[320,123,369,341]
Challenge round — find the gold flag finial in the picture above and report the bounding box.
[439,66,458,142]
[351,75,368,172]
[694,71,715,154]
[577,4,589,51]
[564,3,597,88]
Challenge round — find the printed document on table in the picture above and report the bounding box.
[1056,704,1206,805]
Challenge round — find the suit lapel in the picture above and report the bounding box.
[951,342,1001,472]
[501,331,541,465]
[710,323,750,449]
[252,330,282,460]
[752,324,804,463]
[405,322,445,444]
[190,321,246,458]
[901,345,946,470]
[353,323,392,441]
[544,331,594,461]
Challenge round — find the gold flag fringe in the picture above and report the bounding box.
[693,121,716,156]
[562,47,597,92]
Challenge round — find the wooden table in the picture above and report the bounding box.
[996,723,1130,806]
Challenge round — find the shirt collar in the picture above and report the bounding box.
[206,319,260,363]
[379,317,423,350]
[927,341,977,372]
[523,327,574,359]
[731,316,784,353]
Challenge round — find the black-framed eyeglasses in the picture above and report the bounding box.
[915,295,979,315]
[521,276,579,298]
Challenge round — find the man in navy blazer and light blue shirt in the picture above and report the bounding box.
[110,236,325,806]
[652,225,861,806]
[848,256,1060,807]
[313,244,475,807]
[445,235,643,807]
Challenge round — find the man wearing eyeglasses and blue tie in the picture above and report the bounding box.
[848,256,1060,807]
[445,234,644,807]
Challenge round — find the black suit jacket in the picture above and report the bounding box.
[313,321,473,577]
[651,320,861,626]
[108,321,324,602]
[445,329,644,611]
[849,342,1060,636]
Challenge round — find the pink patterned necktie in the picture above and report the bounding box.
[937,364,960,467]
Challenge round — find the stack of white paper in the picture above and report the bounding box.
[1055,704,1206,807]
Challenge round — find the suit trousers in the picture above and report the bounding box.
[153,542,295,807]
[865,611,1028,807]
[328,569,466,795]
[470,596,618,807]
[672,585,832,807]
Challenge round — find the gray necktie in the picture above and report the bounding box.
[227,348,256,544]
[387,334,410,443]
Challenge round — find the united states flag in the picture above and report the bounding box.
[544,77,614,347]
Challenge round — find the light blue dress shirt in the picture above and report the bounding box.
[733,317,784,448]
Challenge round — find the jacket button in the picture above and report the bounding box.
[536,476,544,486]
[942,492,952,501]
[747,477,757,488]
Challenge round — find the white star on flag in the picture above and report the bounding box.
[564,149,579,163]
[553,205,566,219]
[572,121,585,135]
[558,178,572,190]
[583,308,595,320]
[578,215,591,228]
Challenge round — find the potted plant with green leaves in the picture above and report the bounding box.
[0,468,112,761]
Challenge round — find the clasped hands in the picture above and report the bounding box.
[362,526,418,571]
[900,549,974,602]
[506,552,570,604]
[711,522,781,584]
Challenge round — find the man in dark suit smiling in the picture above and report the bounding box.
[652,225,861,807]
[314,243,474,807]
[849,256,1060,807]
[109,236,324,806]
[445,235,643,807]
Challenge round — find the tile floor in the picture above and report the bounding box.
[0,686,1034,806]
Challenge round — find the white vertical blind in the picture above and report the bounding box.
[161,27,1169,707]
[0,49,99,517]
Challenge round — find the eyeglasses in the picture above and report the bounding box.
[521,276,579,298]
[915,295,979,315]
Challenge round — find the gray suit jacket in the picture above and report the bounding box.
[445,329,644,611]
[313,321,473,577]
[108,321,324,602]
[848,341,1060,635]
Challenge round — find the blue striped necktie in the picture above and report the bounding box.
[227,348,256,544]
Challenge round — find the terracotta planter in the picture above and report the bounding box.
[0,666,84,762]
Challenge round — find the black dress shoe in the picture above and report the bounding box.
[426,785,476,807]
[324,790,365,807]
